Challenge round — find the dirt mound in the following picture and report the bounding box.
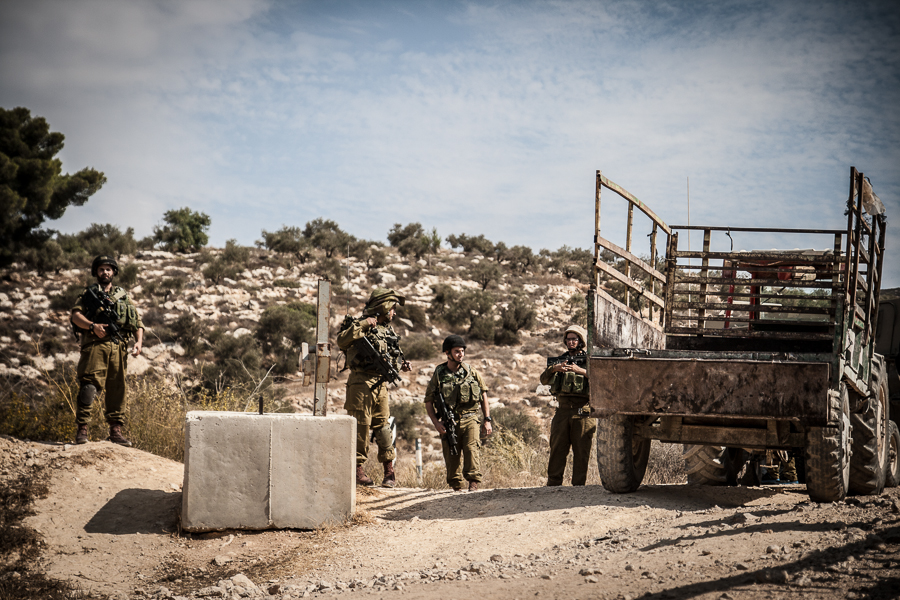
[2,434,899,599]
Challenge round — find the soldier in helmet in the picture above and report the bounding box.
[337,288,411,487]
[424,335,492,492]
[541,324,595,486]
[70,255,144,446]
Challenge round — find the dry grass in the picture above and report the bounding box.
[359,431,686,491]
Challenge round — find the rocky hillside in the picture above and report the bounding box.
[0,245,587,448]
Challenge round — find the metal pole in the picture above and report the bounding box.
[313,280,332,416]
[415,437,423,486]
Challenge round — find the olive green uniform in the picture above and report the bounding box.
[424,362,488,488]
[337,318,402,465]
[72,285,143,426]
[541,353,596,486]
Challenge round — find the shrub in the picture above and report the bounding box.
[201,333,264,391]
[273,279,301,288]
[303,218,354,258]
[387,222,440,260]
[467,260,503,291]
[169,313,208,357]
[221,239,250,265]
[402,333,437,360]
[202,258,240,284]
[66,223,138,259]
[445,233,494,255]
[153,207,211,253]
[391,401,426,443]
[395,303,428,330]
[427,284,496,340]
[548,245,592,283]
[119,263,140,287]
[494,294,536,345]
[256,302,316,354]
[259,226,312,264]
[492,406,542,445]
[50,282,89,311]
[20,240,70,274]
[566,292,588,329]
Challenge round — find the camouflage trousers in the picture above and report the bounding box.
[440,413,482,488]
[75,340,129,426]
[345,371,395,465]
[547,402,597,486]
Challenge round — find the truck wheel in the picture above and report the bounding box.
[683,445,747,486]
[596,415,651,493]
[805,383,851,502]
[848,357,889,495]
[887,420,900,488]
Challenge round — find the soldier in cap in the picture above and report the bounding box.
[540,324,595,486]
[337,288,411,487]
[424,335,492,491]
[70,255,144,446]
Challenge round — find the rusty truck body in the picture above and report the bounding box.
[588,167,890,502]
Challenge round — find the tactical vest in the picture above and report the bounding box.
[341,317,401,373]
[83,285,140,334]
[549,353,589,398]
[435,363,482,415]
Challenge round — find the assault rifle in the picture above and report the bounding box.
[356,336,403,390]
[83,287,127,345]
[432,384,460,457]
[546,353,588,369]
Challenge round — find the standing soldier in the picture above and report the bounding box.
[70,255,144,446]
[337,288,411,488]
[541,325,595,486]
[424,335,492,492]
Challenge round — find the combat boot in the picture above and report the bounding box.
[75,424,89,444]
[382,461,397,488]
[468,481,479,492]
[356,465,374,487]
[108,423,133,447]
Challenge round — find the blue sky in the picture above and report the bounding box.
[2,0,899,286]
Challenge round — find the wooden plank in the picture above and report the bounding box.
[668,300,833,315]
[666,326,832,340]
[596,237,666,282]
[598,174,671,235]
[596,261,665,309]
[672,275,841,289]
[671,250,842,263]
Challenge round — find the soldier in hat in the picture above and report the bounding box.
[70,255,144,446]
[541,324,595,486]
[337,288,411,487]
[424,335,492,491]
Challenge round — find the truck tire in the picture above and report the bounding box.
[848,357,889,495]
[805,383,851,502]
[596,415,650,493]
[887,420,900,488]
[683,445,747,486]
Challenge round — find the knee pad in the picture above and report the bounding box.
[373,423,395,449]
[78,384,97,408]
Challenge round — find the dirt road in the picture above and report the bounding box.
[3,436,899,599]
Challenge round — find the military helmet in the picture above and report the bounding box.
[363,287,406,317]
[564,324,587,346]
[91,255,119,276]
[442,334,467,352]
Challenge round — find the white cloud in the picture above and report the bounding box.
[1,0,898,285]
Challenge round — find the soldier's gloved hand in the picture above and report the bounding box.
[401,360,412,372]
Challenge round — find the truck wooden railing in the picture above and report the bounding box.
[591,168,886,360]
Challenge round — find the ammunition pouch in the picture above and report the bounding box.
[550,372,587,395]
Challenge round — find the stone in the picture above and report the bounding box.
[212,556,231,566]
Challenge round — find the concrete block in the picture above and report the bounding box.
[182,412,355,531]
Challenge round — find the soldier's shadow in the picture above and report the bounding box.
[84,488,180,534]
[379,484,784,521]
